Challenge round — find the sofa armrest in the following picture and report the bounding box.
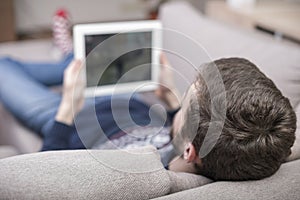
[0,146,171,200]
[153,159,300,200]
[0,145,19,159]
[0,103,42,154]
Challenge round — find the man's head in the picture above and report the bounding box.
[171,58,296,181]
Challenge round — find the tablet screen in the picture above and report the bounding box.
[85,32,152,87]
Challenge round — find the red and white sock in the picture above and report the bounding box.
[52,9,73,55]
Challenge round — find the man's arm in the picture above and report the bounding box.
[41,60,85,151]
[41,120,76,151]
[55,60,85,125]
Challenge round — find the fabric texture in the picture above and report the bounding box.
[160,2,300,109]
[0,102,42,154]
[153,159,300,200]
[287,104,300,161]
[0,146,170,200]
[0,146,212,200]
[0,145,19,159]
[167,171,213,193]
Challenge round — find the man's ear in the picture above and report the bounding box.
[183,142,198,163]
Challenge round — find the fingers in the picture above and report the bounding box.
[160,53,170,66]
[68,59,83,73]
[63,59,85,89]
[73,59,83,71]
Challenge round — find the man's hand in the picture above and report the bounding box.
[55,60,85,125]
[155,54,181,110]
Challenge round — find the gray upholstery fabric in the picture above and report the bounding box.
[153,159,300,200]
[160,2,300,109]
[167,171,213,193]
[0,145,19,159]
[0,146,213,199]
[0,146,171,200]
[0,103,42,154]
[287,104,300,161]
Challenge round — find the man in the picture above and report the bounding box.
[0,54,296,181]
[167,58,296,180]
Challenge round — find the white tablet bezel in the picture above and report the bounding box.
[73,20,162,97]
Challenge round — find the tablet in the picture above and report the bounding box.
[73,20,162,97]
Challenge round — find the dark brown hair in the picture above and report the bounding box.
[191,58,296,181]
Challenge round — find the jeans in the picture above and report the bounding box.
[0,53,174,151]
[0,54,74,135]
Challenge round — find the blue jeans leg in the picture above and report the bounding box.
[0,55,73,135]
[17,53,74,86]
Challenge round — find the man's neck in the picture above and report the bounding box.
[168,156,199,174]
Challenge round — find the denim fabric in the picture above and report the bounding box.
[0,54,73,134]
[0,55,170,150]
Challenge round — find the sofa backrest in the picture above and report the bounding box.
[153,158,300,200]
[159,1,300,109]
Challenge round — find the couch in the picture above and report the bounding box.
[1,1,300,199]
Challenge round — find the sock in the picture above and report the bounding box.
[52,8,73,55]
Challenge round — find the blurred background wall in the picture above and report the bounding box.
[14,0,149,33]
[1,0,298,42]
[13,0,214,33]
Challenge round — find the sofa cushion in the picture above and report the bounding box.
[287,104,300,161]
[0,146,212,200]
[0,146,170,200]
[160,1,300,108]
[0,145,19,159]
[0,103,42,153]
[153,159,300,200]
[167,171,212,193]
